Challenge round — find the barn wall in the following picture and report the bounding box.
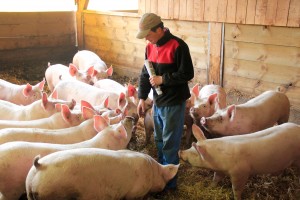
[82,12,209,86]
[0,12,77,79]
[224,24,300,108]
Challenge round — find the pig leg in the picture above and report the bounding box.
[230,172,250,200]
[212,171,226,185]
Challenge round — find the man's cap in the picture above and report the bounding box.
[136,13,162,39]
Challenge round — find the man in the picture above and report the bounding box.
[136,13,194,193]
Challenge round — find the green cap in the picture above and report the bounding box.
[136,13,162,39]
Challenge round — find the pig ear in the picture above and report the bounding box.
[86,66,95,76]
[227,105,236,120]
[115,124,127,139]
[94,115,109,132]
[118,92,126,109]
[50,90,58,99]
[61,104,71,122]
[41,92,48,109]
[37,78,45,90]
[82,106,95,120]
[80,100,94,112]
[106,65,113,77]
[23,83,33,97]
[192,124,206,141]
[191,84,199,97]
[91,67,98,76]
[208,93,218,105]
[127,83,136,97]
[192,142,206,160]
[103,97,109,108]
[69,63,78,77]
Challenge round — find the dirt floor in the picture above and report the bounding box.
[0,63,300,200]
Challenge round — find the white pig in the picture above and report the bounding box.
[179,123,300,200]
[53,79,122,109]
[0,104,94,130]
[189,84,227,121]
[72,50,113,81]
[0,78,45,105]
[0,92,76,121]
[26,148,179,200]
[45,63,95,91]
[0,114,105,145]
[200,90,290,136]
[0,116,135,200]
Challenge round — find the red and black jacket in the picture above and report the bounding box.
[138,28,194,107]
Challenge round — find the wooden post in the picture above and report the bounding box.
[208,22,223,85]
[76,0,89,49]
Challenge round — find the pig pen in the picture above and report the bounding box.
[0,62,300,200]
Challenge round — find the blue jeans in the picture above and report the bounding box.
[153,102,186,189]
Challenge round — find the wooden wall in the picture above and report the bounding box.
[139,0,300,27]
[0,12,77,66]
[82,12,209,86]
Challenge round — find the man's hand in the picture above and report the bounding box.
[137,99,146,118]
[149,76,162,87]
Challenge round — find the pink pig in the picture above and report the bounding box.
[0,78,45,105]
[26,148,179,200]
[53,79,122,109]
[72,50,113,81]
[190,84,227,122]
[201,90,290,137]
[45,63,95,91]
[0,116,135,200]
[0,104,94,130]
[179,123,300,200]
[0,92,76,121]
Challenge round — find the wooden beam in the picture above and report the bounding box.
[76,0,89,49]
[208,22,222,85]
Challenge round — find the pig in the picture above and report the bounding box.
[200,90,290,137]
[0,114,104,145]
[45,63,95,91]
[0,92,76,121]
[0,104,93,130]
[0,116,135,200]
[189,84,227,123]
[26,148,179,200]
[72,50,113,81]
[0,78,45,105]
[179,123,300,200]
[53,79,121,109]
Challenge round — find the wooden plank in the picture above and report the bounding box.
[168,0,174,19]
[76,0,89,49]
[193,0,205,21]
[236,0,247,24]
[150,0,158,13]
[226,0,237,23]
[186,0,194,21]
[265,0,278,25]
[145,0,152,13]
[287,0,300,27]
[179,0,187,20]
[0,12,75,24]
[173,0,180,19]
[254,0,268,25]
[245,0,257,24]
[223,74,300,106]
[224,40,300,67]
[138,0,146,15]
[204,0,218,22]
[208,22,222,84]
[0,34,75,50]
[274,0,290,26]
[158,1,169,18]
[225,24,300,47]
[217,0,228,22]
